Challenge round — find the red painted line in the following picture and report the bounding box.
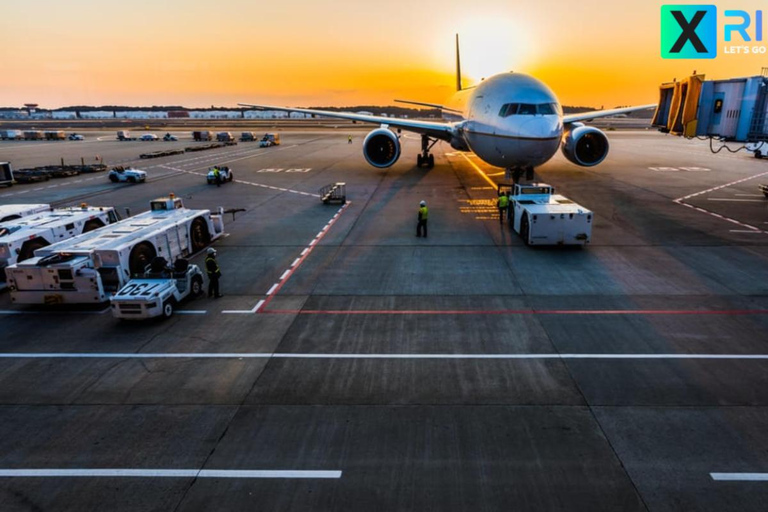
[261,309,768,316]
[257,203,350,312]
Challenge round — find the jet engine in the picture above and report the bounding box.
[560,123,609,167]
[363,128,400,168]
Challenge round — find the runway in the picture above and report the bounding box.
[0,128,767,511]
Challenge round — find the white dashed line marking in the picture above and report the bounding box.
[266,283,279,296]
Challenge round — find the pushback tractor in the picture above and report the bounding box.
[0,205,119,287]
[5,195,224,305]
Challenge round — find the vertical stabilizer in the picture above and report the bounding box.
[456,34,462,92]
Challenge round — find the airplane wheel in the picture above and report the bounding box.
[427,154,434,168]
[417,154,423,167]
[756,152,763,159]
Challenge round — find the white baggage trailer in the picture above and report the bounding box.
[0,205,119,285]
[507,183,592,246]
[5,195,224,304]
[0,204,51,223]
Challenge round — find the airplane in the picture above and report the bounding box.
[240,35,655,182]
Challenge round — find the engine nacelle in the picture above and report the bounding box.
[560,124,609,167]
[363,128,400,168]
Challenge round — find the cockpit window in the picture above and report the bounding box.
[499,102,561,117]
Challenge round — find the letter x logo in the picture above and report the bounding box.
[661,5,717,59]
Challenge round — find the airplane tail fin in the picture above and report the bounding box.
[456,34,462,92]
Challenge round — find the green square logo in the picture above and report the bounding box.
[661,5,717,59]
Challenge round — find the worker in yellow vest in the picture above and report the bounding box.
[497,191,509,224]
[416,200,429,238]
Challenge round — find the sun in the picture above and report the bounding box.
[454,16,536,85]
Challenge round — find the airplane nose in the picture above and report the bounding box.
[519,116,562,139]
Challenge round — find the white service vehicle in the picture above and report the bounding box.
[0,204,50,223]
[5,195,224,305]
[140,134,159,141]
[206,166,234,184]
[508,183,592,246]
[68,134,85,141]
[110,257,204,319]
[0,205,119,282]
[109,166,147,183]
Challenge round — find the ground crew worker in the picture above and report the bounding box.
[497,190,509,224]
[348,135,353,144]
[205,248,223,298]
[416,200,429,238]
[213,166,221,187]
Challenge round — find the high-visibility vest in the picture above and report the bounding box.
[205,256,220,275]
[419,206,428,220]
[213,168,220,176]
[498,195,509,208]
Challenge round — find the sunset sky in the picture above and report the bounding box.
[2,0,767,109]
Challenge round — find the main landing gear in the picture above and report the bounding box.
[416,134,437,169]
[506,167,535,183]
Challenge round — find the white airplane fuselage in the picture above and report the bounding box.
[444,73,563,168]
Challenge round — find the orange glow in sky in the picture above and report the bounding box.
[2,0,768,108]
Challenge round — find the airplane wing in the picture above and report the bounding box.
[394,99,463,115]
[563,104,656,124]
[238,103,455,141]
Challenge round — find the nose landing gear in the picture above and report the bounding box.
[506,167,536,183]
[417,134,437,169]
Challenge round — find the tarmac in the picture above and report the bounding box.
[0,128,767,511]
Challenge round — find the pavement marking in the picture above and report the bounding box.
[4,353,768,360]
[707,198,765,202]
[460,152,498,188]
[266,283,279,296]
[735,194,765,197]
[730,230,764,233]
[0,469,342,479]
[711,473,768,481]
[291,258,301,267]
[222,299,264,315]
[261,308,768,316]
[675,170,768,202]
[280,269,291,280]
[175,310,208,315]
[0,309,109,316]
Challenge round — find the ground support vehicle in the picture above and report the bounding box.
[0,162,14,188]
[259,133,281,147]
[206,166,234,184]
[0,204,50,223]
[110,258,204,319]
[504,183,592,246]
[163,133,178,141]
[109,167,147,183]
[240,132,256,142]
[193,131,214,142]
[69,134,84,141]
[117,131,134,141]
[759,184,768,198]
[5,195,224,304]
[0,205,118,285]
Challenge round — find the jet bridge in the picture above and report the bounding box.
[653,73,768,142]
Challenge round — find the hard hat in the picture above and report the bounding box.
[420,200,426,206]
[207,248,217,255]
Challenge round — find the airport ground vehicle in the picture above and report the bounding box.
[44,131,66,141]
[240,132,256,142]
[117,131,134,141]
[0,205,119,282]
[259,133,281,147]
[193,131,214,141]
[163,133,178,141]
[0,130,23,140]
[109,166,147,183]
[23,131,44,140]
[206,166,234,184]
[68,133,84,141]
[110,258,204,319]
[5,195,224,305]
[140,134,159,141]
[760,184,768,198]
[504,183,592,246]
[216,132,235,142]
[0,204,50,223]
[0,162,14,188]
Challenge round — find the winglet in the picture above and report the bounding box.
[456,34,462,92]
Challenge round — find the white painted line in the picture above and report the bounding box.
[280,269,291,280]
[707,198,765,202]
[175,310,208,315]
[309,239,317,246]
[711,473,768,481]
[735,194,765,197]
[291,258,301,267]
[221,310,254,314]
[266,283,279,296]
[676,170,768,201]
[3,353,768,360]
[300,248,309,256]
[251,299,265,313]
[730,230,762,233]
[317,231,325,238]
[0,469,341,479]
